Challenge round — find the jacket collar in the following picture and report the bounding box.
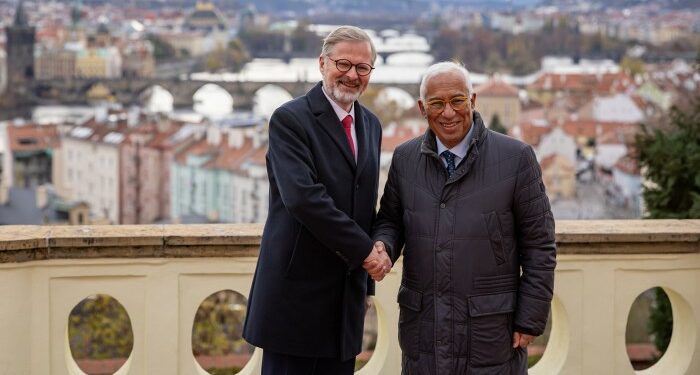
[421,111,488,183]
[307,82,369,174]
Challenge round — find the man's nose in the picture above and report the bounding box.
[441,103,457,118]
[345,66,359,80]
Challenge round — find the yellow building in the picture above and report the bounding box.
[540,154,576,200]
[35,49,76,80]
[474,78,521,129]
[75,47,122,79]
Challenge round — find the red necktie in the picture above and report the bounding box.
[341,115,355,158]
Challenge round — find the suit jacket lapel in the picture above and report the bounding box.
[307,83,357,170]
[354,104,369,178]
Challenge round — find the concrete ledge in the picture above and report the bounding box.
[0,220,698,263]
[0,224,264,263]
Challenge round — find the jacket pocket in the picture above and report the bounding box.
[468,292,516,367]
[483,211,506,265]
[284,227,324,280]
[397,285,422,358]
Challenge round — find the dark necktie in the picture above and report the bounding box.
[441,150,456,178]
[341,115,355,158]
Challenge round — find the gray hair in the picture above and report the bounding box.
[321,26,377,64]
[419,61,474,101]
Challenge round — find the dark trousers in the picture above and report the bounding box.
[262,350,355,375]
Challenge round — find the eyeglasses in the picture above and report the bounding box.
[327,56,375,76]
[425,95,471,113]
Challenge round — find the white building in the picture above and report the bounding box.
[591,94,645,123]
[536,127,577,165]
[59,125,123,224]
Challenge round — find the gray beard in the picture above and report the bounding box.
[323,80,361,107]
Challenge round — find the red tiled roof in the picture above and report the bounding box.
[539,154,558,170]
[626,343,661,362]
[247,145,268,166]
[530,72,634,96]
[513,121,552,147]
[76,358,127,375]
[475,79,519,97]
[204,135,256,172]
[174,137,216,163]
[614,153,640,175]
[7,123,60,152]
[561,120,641,141]
[381,123,425,152]
[597,124,639,145]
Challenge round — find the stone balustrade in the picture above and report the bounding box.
[0,220,699,375]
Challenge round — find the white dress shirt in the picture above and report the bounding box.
[322,86,358,162]
[435,123,475,168]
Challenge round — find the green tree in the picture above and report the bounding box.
[146,34,176,61]
[68,295,133,360]
[620,56,645,77]
[506,37,538,75]
[192,290,254,375]
[489,113,507,134]
[648,288,673,354]
[203,39,251,73]
[227,38,251,71]
[636,100,700,219]
[637,100,700,355]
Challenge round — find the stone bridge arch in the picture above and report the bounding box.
[29,78,420,110]
[252,84,293,120]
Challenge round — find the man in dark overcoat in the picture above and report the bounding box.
[243,25,392,375]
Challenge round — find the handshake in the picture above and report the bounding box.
[362,241,392,281]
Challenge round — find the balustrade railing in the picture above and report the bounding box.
[0,220,698,374]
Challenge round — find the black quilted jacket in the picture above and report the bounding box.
[373,112,556,374]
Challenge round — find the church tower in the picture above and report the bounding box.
[6,0,35,89]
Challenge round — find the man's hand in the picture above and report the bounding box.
[363,241,392,281]
[512,331,536,349]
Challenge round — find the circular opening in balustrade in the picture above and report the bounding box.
[192,290,255,374]
[67,294,134,375]
[355,300,378,371]
[527,309,552,368]
[626,287,671,370]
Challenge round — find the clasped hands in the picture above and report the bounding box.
[363,241,392,281]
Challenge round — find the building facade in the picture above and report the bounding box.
[474,78,521,129]
[35,48,76,80]
[59,124,122,224]
[2,0,35,105]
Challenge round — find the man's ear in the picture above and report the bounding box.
[470,93,477,110]
[417,100,427,117]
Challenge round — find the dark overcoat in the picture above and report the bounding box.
[243,82,382,361]
[373,113,556,374]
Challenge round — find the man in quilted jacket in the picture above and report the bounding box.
[373,61,557,374]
